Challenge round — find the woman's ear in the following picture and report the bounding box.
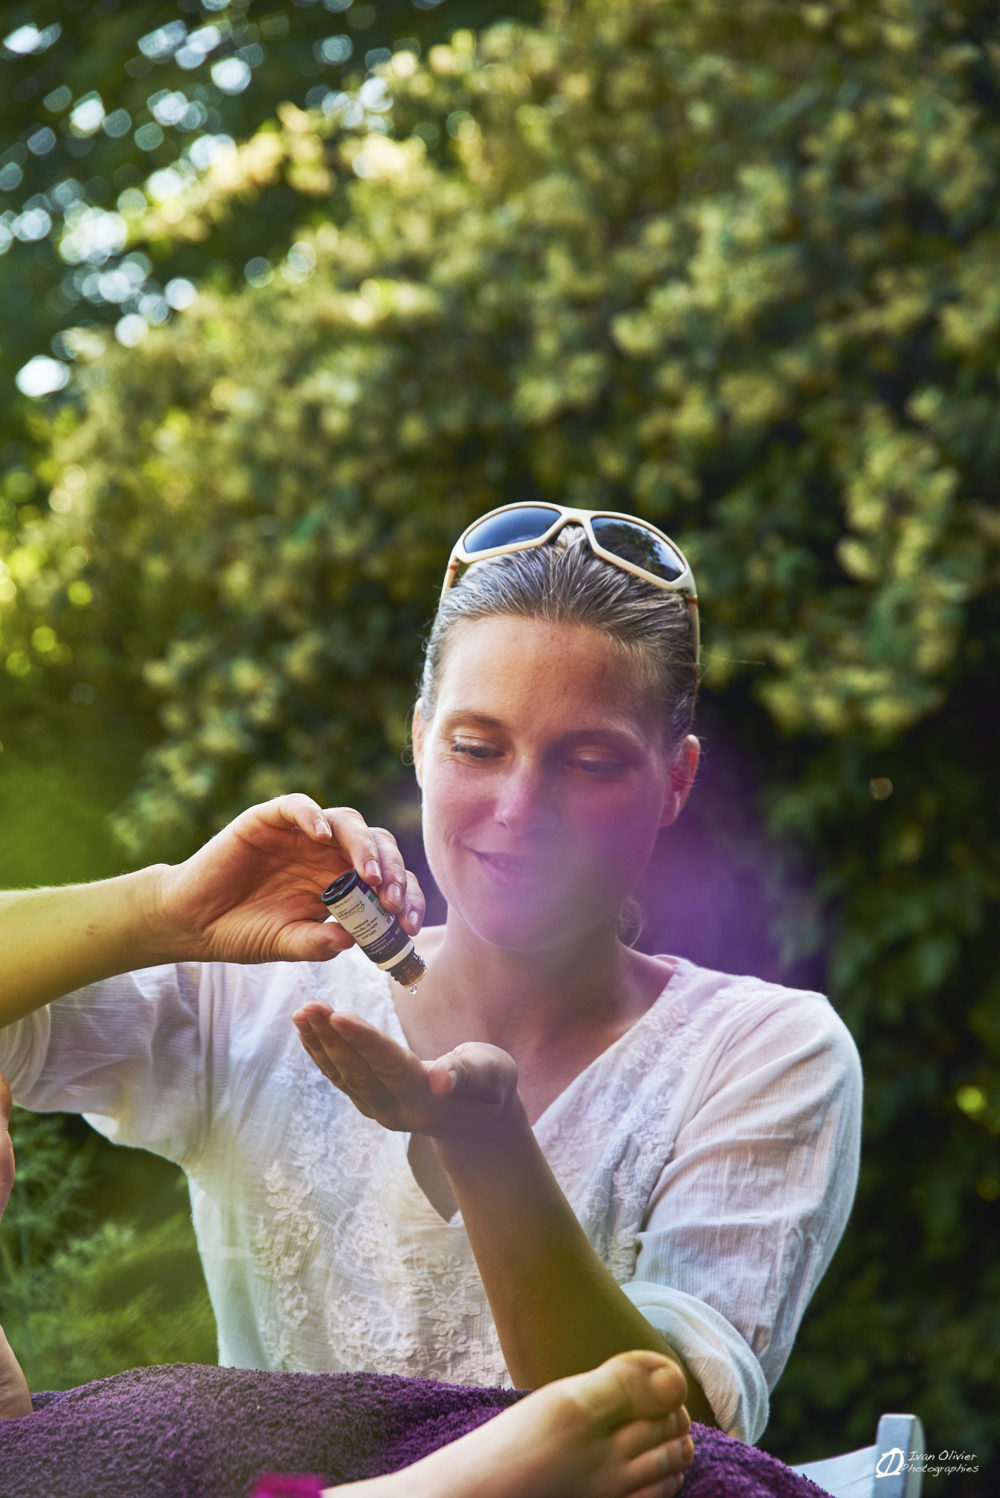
[659,735,700,828]
[411,700,426,788]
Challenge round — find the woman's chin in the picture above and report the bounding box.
[449,894,609,959]
[430,852,619,956]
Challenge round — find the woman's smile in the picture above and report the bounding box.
[469,847,556,887]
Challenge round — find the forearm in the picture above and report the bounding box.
[434,1100,716,1423]
[0,867,174,1025]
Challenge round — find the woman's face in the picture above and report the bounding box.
[412,615,697,956]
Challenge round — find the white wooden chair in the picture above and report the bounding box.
[791,1412,925,1497]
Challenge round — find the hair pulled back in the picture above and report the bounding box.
[420,525,698,753]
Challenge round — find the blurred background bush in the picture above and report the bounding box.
[1,0,997,1490]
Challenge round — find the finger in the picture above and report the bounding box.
[323,1010,425,1088]
[366,833,426,933]
[268,793,336,844]
[368,826,408,910]
[294,1006,355,1073]
[293,1012,366,1094]
[294,1019,341,1080]
[0,1075,11,1128]
[320,808,383,886]
[400,870,426,935]
[296,1008,409,1098]
[427,1058,457,1098]
[278,919,358,964]
[430,1042,516,1108]
[293,1025,378,1116]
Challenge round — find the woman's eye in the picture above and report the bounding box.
[449,742,499,760]
[572,758,624,776]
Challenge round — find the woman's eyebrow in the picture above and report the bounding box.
[438,711,506,731]
[439,713,644,747]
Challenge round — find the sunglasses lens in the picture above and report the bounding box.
[462,505,562,556]
[590,517,687,583]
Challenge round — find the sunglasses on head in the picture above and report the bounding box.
[440,503,700,660]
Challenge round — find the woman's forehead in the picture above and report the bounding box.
[433,614,656,724]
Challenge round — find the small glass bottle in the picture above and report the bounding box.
[321,871,426,989]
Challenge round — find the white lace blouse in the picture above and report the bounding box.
[0,946,861,1443]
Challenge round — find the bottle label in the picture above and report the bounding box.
[324,883,413,970]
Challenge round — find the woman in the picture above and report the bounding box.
[0,506,862,1447]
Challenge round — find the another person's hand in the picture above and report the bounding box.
[0,1076,14,1223]
[292,1006,519,1137]
[0,1073,34,1419]
[152,795,425,967]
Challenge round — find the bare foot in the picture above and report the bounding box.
[0,1074,33,1420]
[331,1349,693,1498]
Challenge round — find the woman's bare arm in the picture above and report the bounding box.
[432,1084,716,1423]
[0,867,174,1024]
[0,795,424,1027]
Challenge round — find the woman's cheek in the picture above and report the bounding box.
[584,794,662,878]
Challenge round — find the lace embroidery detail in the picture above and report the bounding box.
[538,966,746,1282]
[250,1050,329,1367]
[248,956,509,1385]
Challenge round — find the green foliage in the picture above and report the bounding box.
[1,0,998,1487]
[13,1212,216,1390]
[0,1108,215,1389]
[0,0,540,412]
[0,752,124,888]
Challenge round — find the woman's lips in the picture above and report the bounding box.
[471,849,552,886]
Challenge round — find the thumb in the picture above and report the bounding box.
[428,1042,517,1108]
[427,1058,457,1098]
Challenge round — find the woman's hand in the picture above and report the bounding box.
[151,794,426,966]
[292,1004,519,1136]
[1,795,424,1023]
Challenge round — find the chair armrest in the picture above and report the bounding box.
[789,1412,925,1498]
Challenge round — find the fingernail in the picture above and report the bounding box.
[404,906,421,932]
[314,819,332,839]
[365,860,381,884]
[384,882,403,907]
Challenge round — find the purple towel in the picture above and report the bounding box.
[0,1364,827,1498]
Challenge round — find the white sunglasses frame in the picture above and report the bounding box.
[440,503,700,661]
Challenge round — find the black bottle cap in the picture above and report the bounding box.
[321,870,363,904]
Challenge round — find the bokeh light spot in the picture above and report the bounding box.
[212,57,252,94]
[15,356,70,398]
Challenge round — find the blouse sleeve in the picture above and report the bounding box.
[621,986,862,1443]
[0,965,211,1167]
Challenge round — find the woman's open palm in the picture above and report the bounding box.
[293,1005,519,1136]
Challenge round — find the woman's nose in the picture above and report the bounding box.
[493,765,556,835]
